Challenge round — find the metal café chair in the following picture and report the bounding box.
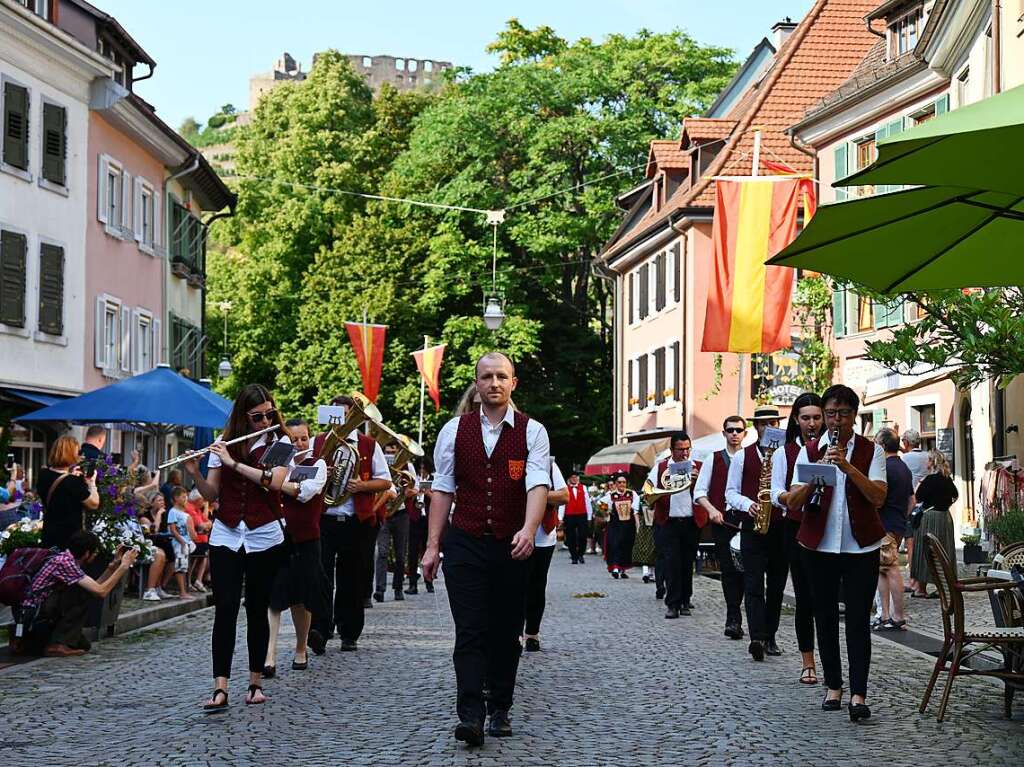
[919,533,1024,722]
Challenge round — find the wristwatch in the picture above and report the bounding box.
[260,468,273,488]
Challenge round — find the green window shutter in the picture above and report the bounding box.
[0,230,27,327]
[873,125,888,194]
[41,103,67,186]
[3,83,29,171]
[833,144,849,201]
[935,94,949,115]
[886,118,904,137]
[831,286,846,337]
[38,243,64,335]
[873,297,904,329]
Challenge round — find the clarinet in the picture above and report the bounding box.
[805,425,840,514]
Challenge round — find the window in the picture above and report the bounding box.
[637,353,649,410]
[638,263,650,320]
[854,137,876,197]
[424,61,433,72]
[912,403,937,450]
[95,294,122,371]
[169,314,200,373]
[3,81,30,173]
[832,285,847,338]
[133,178,160,252]
[97,155,132,236]
[396,59,406,70]
[17,1,51,19]
[857,294,874,332]
[408,60,418,72]
[132,309,156,372]
[655,252,666,311]
[41,101,66,187]
[37,242,63,335]
[889,6,922,57]
[627,358,634,410]
[362,56,372,68]
[873,296,904,329]
[654,347,666,406]
[0,229,27,327]
[170,201,205,274]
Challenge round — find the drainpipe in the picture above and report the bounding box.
[865,16,885,39]
[199,209,234,378]
[133,62,156,85]
[591,258,619,443]
[993,0,1002,95]
[161,155,201,365]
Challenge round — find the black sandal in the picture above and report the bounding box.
[799,667,818,685]
[203,688,228,711]
[245,684,266,705]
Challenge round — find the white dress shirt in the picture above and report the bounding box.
[725,446,763,516]
[432,406,552,494]
[208,432,285,553]
[558,483,593,521]
[769,438,803,508]
[322,434,390,518]
[791,434,888,554]
[535,462,567,547]
[646,461,695,518]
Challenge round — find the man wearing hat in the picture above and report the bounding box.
[725,405,789,662]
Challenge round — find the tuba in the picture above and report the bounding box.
[369,420,425,518]
[320,393,383,507]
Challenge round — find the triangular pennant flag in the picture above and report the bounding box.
[412,343,446,412]
[345,321,387,402]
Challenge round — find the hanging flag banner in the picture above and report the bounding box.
[345,321,387,402]
[763,159,817,220]
[702,178,802,354]
[412,343,446,412]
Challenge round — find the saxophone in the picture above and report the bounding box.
[753,437,781,535]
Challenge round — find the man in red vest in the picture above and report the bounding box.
[562,471,592,564]
[725,405,787,663]
[648,432,704,619]
[422,352,551,747]
[307,395,391,655]
[694,415,748,639]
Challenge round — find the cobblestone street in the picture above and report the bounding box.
[2,551,1021,766]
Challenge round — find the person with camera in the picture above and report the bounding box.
[19,531,138,657]
[38,436,100,550]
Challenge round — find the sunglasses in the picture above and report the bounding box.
[248,408,277,423]
[725,427,745,434]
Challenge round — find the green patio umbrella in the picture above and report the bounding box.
[841,82,1024,196]
[766,185,1024,293]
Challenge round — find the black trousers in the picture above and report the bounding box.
[523,544,555,636]
[740,521,789,642]
[375,510,409,594]
[313,515,377,643]
[442,526,528,726]
[802,547,880,697]
[209,543,283,678]
[657,517,700,609]
[711,524,744,624]
[563,515,589,562]
[407,515,432,586]
[784,519,815,653]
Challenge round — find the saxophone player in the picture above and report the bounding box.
[724,405,787,663]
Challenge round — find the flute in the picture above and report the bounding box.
[158,424,280,469]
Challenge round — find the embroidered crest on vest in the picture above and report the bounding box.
[508,460,525,481]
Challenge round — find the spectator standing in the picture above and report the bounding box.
[38,437,100,550]
[167,487,196,598]
[160,469,184,512]
[185,489,212,591]
[910,451,959,598]
[874,428,912,630]
[79,426,107,463]
[899,429,929,591]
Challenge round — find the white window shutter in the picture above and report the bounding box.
[97,155,109,224]
[152,317,161,367]
[667,248,676,303]
[120,305,131,372]
[666,343,676,401]
[648,352,656,409]
[631,272,638,324]
[631,356,639,409]
[152,190,161,246]
[648,261,656,315]
[133,178,143,242]
[120,171,132,233]
[131,309,141,373]
[94,296,107,368]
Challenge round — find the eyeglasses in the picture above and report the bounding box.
[823,408,854,418]
[725,427,745,434]
[248,408,277,423]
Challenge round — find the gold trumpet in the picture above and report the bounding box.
[320,393,382,507]
[369,420,425,518]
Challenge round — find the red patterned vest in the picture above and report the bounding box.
[281,433,326,543]
[452,410,530,539]
[349,433,379,523]
[783,441,804,522]
[797,434,884,550]
[739,443,783,527]
[706,450,735,526]
[216,443,282,530]
[653,458,708,528]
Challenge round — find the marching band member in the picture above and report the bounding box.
[185,384,288,710]
[523,458,568,652]
[788,385,887,721]
[405,461,434,595]
[694,416,747,639]
[373,443,417,602]
[423,352,550,746]
[307,395,391,655]
[724,406,788,663]
[598,474,639,579]
[772,393,824,685]
[561,471,592,564]
[648,433,705,619]
[263,418,328,679]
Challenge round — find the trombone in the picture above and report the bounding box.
[157,424,280,469]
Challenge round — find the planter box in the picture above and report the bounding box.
[963,543,988,565]
[82,555,126,641]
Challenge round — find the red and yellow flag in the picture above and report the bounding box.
[412,343,446,412]
[701,178,802,354]
[345,322,387,402]
[763,159,817,220]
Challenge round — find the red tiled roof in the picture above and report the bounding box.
[680,118,737,148]
[603,0,879,260]
[645,140,689,179]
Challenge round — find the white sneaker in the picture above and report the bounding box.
[192,582,207,593]
[143,589,161,602]
[156,587,173,599]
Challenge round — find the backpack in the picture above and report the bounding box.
[0,547,58,607]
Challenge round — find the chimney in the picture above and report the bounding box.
[771,17,798,49]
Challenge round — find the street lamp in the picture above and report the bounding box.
[218,300,233,378]
[482,211,506,331]
[482,293,505,331]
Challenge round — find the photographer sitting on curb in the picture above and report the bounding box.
[20,531,138,657]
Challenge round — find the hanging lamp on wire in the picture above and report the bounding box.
[482,210,506,331]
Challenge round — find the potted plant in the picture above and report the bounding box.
[986,507,1024,553]
[961,532,986,564]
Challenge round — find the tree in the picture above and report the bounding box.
[179,116,200,137]
[220,103,237,116]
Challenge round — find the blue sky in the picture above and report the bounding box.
[100,0,814,131]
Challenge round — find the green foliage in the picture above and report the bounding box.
[207,26,736,468]
[863,287,1024,389]
[791,275,837,393]
[179,116,200,138]
[987,507,1024,546]
[207,113,228,129]
[220,103,237,115]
